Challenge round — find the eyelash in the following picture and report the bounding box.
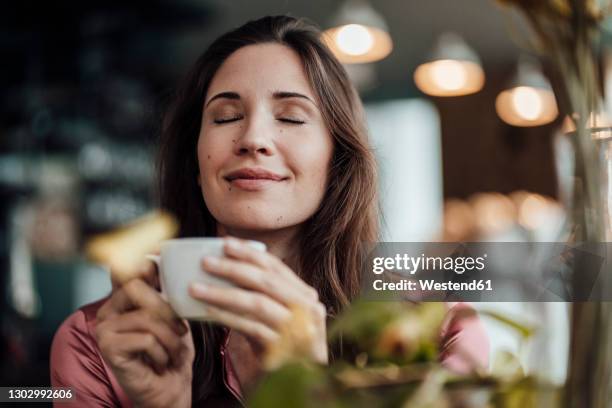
[278,118,305,125]
[214,116,242,124]
[213,116,305,125]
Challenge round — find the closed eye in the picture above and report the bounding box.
[278,118,305,125]
[214,116,243,124]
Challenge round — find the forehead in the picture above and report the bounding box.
[206,43,315,99]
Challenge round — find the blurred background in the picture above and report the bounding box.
[1,0,581,388]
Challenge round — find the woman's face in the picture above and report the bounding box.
[197,43,333,233]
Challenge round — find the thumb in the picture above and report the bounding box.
[110,258,160,292]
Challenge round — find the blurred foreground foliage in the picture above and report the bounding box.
[249,301,561,408]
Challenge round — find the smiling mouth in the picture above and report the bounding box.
[225,175,286,182]
[225,177,287,191]
[224,168,287,181]
[223,168,289,191]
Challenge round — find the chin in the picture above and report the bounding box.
[222,218,294,232]
[213,206,295,232]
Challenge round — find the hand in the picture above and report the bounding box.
[188,237,328,366]
[95,262,195,408]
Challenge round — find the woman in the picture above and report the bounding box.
[50,15,488,407]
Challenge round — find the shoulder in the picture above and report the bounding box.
[438,302,490,374]
[51,297,108,358]
[50,296,131,407]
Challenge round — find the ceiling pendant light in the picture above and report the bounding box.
[414,32,485,97]
[495,57,558,127]
[322,0,393,64]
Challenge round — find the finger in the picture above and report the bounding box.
[223,238,316,298]
[97,290,131,321]
[188,283,291,329]
[201,256,316,309]
[100,309,186,366]
[97,279,187,336]
[122,279,188,335]
[96,279,146,319]
[138,257,161,290]
[197,303,279,346]
[98,331,169,373]
[110,258,160,292]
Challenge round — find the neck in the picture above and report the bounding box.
[216,224,301,271]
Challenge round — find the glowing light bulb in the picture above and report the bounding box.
[518,194,548,230]
[512,86,543,121]
[430,60,468,91]
[335,24,374,56]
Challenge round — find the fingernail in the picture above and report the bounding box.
[190,282,207,295]
[202,256,220,268]
[225,238,241,250]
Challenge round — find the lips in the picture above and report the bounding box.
[224,167,288,191]
[224,168,286,182]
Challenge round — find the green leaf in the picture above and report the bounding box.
[479,310,536,339]
[248,363,340,408]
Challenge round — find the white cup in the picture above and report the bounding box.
[146,238,266,321]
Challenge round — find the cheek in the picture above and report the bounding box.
[289,132,333,190]
[197,137,213,173]
[197,129,231,180]
[310,131,334,182]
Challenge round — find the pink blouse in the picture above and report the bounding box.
[50,297,488,407]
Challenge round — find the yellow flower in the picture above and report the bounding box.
[374,316,423,360]
[264,304,318,370]
[86,211,178,283]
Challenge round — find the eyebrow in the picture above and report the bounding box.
[204,90,316,109]
[205,91,240,108]
[272,91,316,106]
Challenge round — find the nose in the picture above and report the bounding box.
[234,113,274,157]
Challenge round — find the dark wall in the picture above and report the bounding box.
[435,65,561,200]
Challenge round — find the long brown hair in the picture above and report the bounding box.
[157,15,379,403]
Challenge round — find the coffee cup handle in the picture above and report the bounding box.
[145,254,161,265]
[144,254,168,300]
